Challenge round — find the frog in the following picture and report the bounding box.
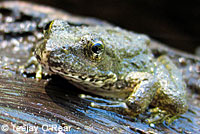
[21,19,188,124]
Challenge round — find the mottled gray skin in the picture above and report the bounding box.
[35,20,188,123]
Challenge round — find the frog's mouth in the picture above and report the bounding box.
[49,65,131,99]
[49,66,117,89]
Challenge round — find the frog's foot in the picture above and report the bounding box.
[18,56,43,81]
[80,94,134,116]
[145,107,179,125]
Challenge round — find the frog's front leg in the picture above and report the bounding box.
[18,55,43,80]
[124,72,159,116]
[18,40,46,80]
[82,72,159,117]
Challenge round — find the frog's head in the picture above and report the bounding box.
[36,20,151,87]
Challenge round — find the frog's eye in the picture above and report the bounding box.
[82,37,105,61]
[88,40,104,61]
[91,42,104,54]
[43,20,54,33]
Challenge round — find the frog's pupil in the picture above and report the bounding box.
[92,43,103,54]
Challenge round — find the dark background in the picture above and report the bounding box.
[22,0,200,54]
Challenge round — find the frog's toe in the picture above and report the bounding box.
[145,112,168,124]
[146,113,178,125]
[145,107,179,125]
[17,56,43,80]
[80,94,133,115]
[35,64,43,81]
[145,107,179,124]
[18,65,26,74]
[91,101,128,113]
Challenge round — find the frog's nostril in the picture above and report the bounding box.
[62,49,69,55]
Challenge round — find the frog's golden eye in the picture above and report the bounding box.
[82,37,105,61]
[87,40,104,61]
[91,42,104,54]
[43,20,54,33]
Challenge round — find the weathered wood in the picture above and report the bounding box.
[0,1,199,133]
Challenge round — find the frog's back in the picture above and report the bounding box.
[97,26,155,74]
